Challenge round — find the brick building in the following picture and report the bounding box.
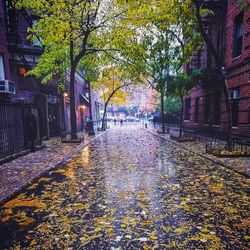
[184,0,250,138]
[224,0,250,136]
[0,1,101,158]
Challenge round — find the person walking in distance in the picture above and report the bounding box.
[85,116,90,132]
[120,119,123,126]
[153,116,157,128]
[114,118,117,126]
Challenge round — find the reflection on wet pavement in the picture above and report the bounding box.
[0,126,249,249]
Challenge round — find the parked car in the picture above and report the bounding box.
[126,116,140,122]
[105,117,114,122]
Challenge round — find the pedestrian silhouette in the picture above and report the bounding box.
[114,118,117,125]
[85,116,90,132]
[120,119,123,126]
[153,116,157,128]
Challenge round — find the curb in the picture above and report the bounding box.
[0,130,108,206]
[142,128,250,179]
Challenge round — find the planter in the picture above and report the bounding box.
[206,145,250,158]
[170,134,196,142]
[170,130,196,142]
[61,139,83,143]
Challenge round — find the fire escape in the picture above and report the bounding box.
[188,0,226,84]
[5,0,43,85]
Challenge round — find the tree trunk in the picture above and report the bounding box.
[101,102,108,131]
[69,40,78,140]
[179,96,184,139]
[61,94,66,138]
[161,91,165,133]
[100,86,124,131]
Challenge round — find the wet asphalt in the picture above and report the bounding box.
[0,126,249,249]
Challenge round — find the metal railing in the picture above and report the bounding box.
[0,101,41,158]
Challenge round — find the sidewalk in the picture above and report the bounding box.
[144,123,250,178]
[0,130,105,204]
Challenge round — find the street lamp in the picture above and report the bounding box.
[79,104,86,132]
[61,90,68,140]
[221,66,232,149]
[80,105,85,110]
[86,81,95,136]
[221,67,227,78]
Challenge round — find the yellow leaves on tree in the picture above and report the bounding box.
[92,67,129,106]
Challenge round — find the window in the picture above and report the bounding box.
[0,81,5,91]
[194,97,199,123]
[190,52,201,70]
[230,89,240,100]
[24,55,34,62]
[230,88,240,127]
[0,55,5,80]
[233,13,244,58]
[213,92,221,125]
[184,97,191,121]
[204,94,210,124]
[31,17,42,47]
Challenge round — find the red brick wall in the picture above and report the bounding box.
[184,1,250,138]
[184,81,226,133]
[225,0,250,67]
[225,0,250,136]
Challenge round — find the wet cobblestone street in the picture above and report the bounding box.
[0,126,249,249]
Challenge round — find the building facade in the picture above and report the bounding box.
[0,1,101,158]
[0,0,10,82]
[184,0,250,139]
[224,0,250,136]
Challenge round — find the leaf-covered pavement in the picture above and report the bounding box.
[146,123,250,177]
[0,126,249,249]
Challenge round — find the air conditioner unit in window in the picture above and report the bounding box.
[0,80,16,94]
[230,89,240,100]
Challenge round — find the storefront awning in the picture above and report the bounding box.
[80,94,89,106]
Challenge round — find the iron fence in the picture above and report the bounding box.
[0,101,41,158]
